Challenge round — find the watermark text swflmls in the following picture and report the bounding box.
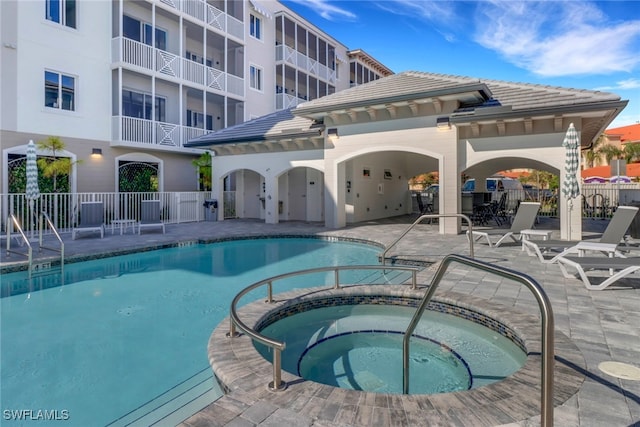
[3,409,70,421]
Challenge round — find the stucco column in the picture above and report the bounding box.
[264,172,279,224]
[325,161,345,228]
[559,176,582,240]
[214,172,225,222]
[439,129,460,234]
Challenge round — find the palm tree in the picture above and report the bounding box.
[582,134,604,168]
[36,136,77,192]
[596,143,623,165]
[624,143,640,164]
[192,151,212,191]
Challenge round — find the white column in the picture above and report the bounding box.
[325,161,345,228]
[264,172,279,224]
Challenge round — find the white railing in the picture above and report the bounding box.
[155,0,228,36]
[183,58,206,85]
[226,15,244,40]
[114,116,210,148]
[276,93,301,110]
[227,74,244,97]
[113,37,241,94]
[1,192,215,236]
[206,4,225,31]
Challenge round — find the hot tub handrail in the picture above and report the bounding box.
[228,264,420,391]
[402,254,554,427]
[381,214,474,264]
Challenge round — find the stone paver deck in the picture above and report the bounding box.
[2,215,639,426]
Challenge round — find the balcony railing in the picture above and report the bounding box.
[1,192,218,236]
[112,116,209,149]
[112,37,244,96]
[276,45,337,83]
[154,0,243,40]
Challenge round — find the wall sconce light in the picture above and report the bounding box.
[91,148,102,156]
[327,128,339,141]
[436,117,451,130]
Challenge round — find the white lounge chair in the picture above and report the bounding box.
[138,200,165,234]
[466,202,540,247]
[522,206,639,263]
[72,202,105,240]
[556,255,640,290]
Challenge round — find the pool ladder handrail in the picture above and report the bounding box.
[227,264,420,391]
[402,254,555,427]
[6,213,33,278]
[381,214,475,263]
[39,211,65,280]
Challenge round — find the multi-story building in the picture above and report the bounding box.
[0,0,392,195]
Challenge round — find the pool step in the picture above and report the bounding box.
[106,368,223,427]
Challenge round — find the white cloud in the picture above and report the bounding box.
[594,78,640,92]
[374,0,458,24]
[473,1,640,77]
[287,0,356,21]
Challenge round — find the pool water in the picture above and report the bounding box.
[258,304,526,394]
[0,238,390,427]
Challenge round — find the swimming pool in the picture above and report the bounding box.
[0,237,388,426]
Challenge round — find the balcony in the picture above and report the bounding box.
[112,116,209,152]
[112,37,245,98]
[275,44,336,84]
[153,0,244,41]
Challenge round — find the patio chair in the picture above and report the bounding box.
[72,201,105,240]
[466,202,540,247]
[138,200,165,234]
[555,255,640,290]
[522,205,639,263]
[416,193,430,215]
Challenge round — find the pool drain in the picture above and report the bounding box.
[598,361,640,381]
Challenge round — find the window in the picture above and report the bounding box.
[46,0,76,29]
[123,15,167,50]
[186,110,213,130]
[250,14,262,40]
[122,89,166,122]
[185,51,212,67]
[45,70,75,111]
[250,65,263,91]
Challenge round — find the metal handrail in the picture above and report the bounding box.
[39,211,65,280]
[381,213,475,263]
[6,214,33,278]
[227,264,420,391]
[402,254,554,427]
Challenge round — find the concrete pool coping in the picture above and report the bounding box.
[205,285,586,426]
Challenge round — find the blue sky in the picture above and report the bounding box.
[281,0,640,129]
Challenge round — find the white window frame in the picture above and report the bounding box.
[250,65,263,91]
[45,0,76,29]
[44,70,76,111]
[250,14,262,40]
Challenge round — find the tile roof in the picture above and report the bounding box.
[605,123,640,143]
[187,71,625,148]
[186,108,322,147]
[294,71,622,116]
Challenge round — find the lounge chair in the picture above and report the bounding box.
[72,201,105,240]
[138,200,165,234]
[522,206,639,263]
[556,255,640,290]
[466,202,540,247]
